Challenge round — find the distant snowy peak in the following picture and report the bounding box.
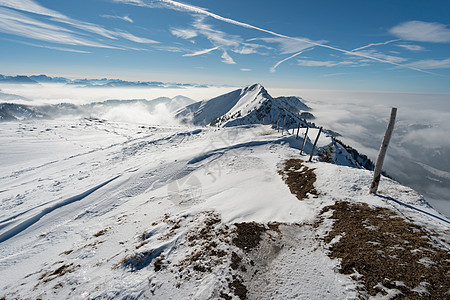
[176,83,312,128]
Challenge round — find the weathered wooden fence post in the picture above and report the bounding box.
[277,118,280,132]
[300,126,309,155]
[296,123,300,139]
[369,108,397,194]
[308,127,322,162]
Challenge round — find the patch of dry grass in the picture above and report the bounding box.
[320,201,450,299]
[93,227,109,237]
[279,159,318,200]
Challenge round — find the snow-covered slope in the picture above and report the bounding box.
[176,83,311,128]
[1,118,448,299]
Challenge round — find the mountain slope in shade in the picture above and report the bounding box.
[176,83,311,128]
[0,103,46,121]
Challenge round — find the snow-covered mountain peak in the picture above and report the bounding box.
[176,83,311,128]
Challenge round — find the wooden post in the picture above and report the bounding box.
[308,127,322,162]
[292,124,295,135]
[296,123,300,139]
[277,118,280,132]
[369,108,397,194]
[300,126,309,154]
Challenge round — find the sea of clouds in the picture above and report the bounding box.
[1,83,449,217]
[271,88,450,217]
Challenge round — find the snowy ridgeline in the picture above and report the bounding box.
[0,84,449,299]
[175,83,313,128]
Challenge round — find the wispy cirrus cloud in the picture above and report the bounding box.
[192,17,240,48]
[135,0,436,75]
[406,58,450,69]
[0,7,121,49]
[396,44,426,52]
[0,0,158,49]
[114,31,158,43]
[171,28,197,39]
[221,51,236,64]
[248,37,319,54]
[171,17,245,64]
[8,39,91,53]
[350,49,408,64]
[297,59,355,68]
[100,14,134,23]
[0,0,65,18]
[390,21,450,43]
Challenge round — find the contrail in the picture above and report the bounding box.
[156,0,437,75]
[351,39,400,52]
[183,46,218,56]
[270,50,304,73]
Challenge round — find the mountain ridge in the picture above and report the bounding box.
[176,83,312,128]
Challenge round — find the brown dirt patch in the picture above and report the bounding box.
[320,201,450,299]
[232,222,267,252]
[279,159,318,200]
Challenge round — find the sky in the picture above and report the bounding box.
[1,0,450,92]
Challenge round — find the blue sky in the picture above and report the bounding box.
[1,0,450,92]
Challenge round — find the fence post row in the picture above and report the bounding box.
[308,127,322,162]
[369,108,397,194]
[300,126,309,155]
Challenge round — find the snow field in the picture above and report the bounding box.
[1,119,448,299]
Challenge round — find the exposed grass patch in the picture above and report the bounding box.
[114,251,154,271]
[320,201,450,299]
[34,263,80,289]
[232,222,267,252]
[93,227,110,237]
[279,159,318,200]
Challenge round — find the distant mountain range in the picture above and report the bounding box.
[0,96,195,122]
[0,74,209,88]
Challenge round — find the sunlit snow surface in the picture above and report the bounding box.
[0,119,448,299]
